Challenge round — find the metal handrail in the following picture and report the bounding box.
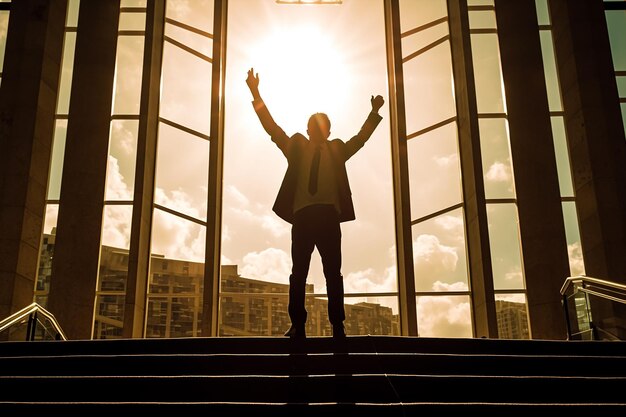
[0,302,67,340]
[560,274,626,304]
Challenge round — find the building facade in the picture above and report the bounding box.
[0,0,624,340]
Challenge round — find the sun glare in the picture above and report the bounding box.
[248,24,352,132]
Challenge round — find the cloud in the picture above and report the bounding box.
[105,156,133,200]
[485,161,511,182]
[417,295,472,337]
[567,242,585,276]
[154,187,202,219]
[150,209,206,262]
[240,247,291,284]
[101,206,132,249]
[434,153,458,167]
[414,234,458,275]
[344,266,397,294]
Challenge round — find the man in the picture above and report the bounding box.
[246,68,384,339]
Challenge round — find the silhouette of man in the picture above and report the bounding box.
[246,68,384,339]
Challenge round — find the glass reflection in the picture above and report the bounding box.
[417,295,472,337]
[479,118,515,199]
[487,203,525,290]
[412,208,469,293]
[495,293,529,339]
[407,122,462,220]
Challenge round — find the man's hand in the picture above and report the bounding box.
[246,68,261,100]
[371,95,384,113]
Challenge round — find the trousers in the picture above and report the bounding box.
[288,204,345,326]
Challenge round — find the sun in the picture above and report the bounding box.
[247,24,352,133]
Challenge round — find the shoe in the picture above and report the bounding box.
[332,324,346,338]
[284,324,306,339]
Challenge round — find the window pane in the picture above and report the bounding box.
[166,0,214,34]
[101,205,133,249]
[471,33,506,114]
[165,21,213,58]
[400,20,448,63]
[495,293,530,339]
[407,122,462,220]
[403,41,456,136]
[480,118,515,199]
[539,31,563,112]
[562,201,585,276]
[121,0,146,7]
[399,0,447,33]
[468,10,496,30]
[550,116,574,197]
[47,120,68,200]
[535,0,550,26]
[67,0,80,28]
[112,36,145,115]
[0,10,8,71]
[155,122,209,221]
[606,10,626,72]
[412,208,469,292]
[35,206,59,306]
[487,204,525,290]
[417,294,472,337]
[146,296,202,338]
[105,120,138,200]
[56,32,77,115]
[345,296,400,335]
[160,40,212,135]
[617,76,626,98]
[150,208,206,263]
[119,12,146,31]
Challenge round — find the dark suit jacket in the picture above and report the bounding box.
[252,99,383,224]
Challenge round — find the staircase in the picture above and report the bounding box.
[1,335,625,416]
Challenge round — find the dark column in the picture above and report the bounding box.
[47,0,120,339]
[495,0,570,340]
[549,0,626,283]
[202,0,228,337]
[383,0,417,336]
[448,0,498,338]
[123,0,164,339]
[0,0,67,323]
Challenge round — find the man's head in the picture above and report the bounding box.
[307,113,331,143]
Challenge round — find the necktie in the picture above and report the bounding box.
[308,145,321,195]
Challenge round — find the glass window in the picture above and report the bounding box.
[112,36,145,115]
[471,34,506,114]
[407,122,462,220]
[468,10,497,30]
[539,31,563,112]
[535,0,550,26]
[403,41,456,136]
[412,208,469,293]
[495,293,529,339]
[150,208,207,263]
[399,0,447,33]
[154,122,209,221]
[159,40,212,135]
[67,0,80,28]
[56,32,77,115]
[417,295,473,337]
[47,120,68,200]
[105,120,138,200]
[487,203,525,290]
[0,10,9,74]
[166,0,214,34]
[550,116,574,197]
[605,10,626,72]
[479,118,516,199]
[164,21,213,58]
[562,201,585,276]
[119,12,146,32]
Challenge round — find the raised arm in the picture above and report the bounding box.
[246,68,289,148]
[343,95,385,160]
